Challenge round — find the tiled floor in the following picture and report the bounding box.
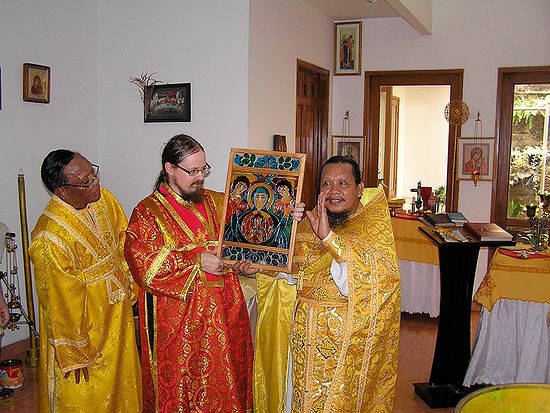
[393,311,479,413]
[0,310,480,412]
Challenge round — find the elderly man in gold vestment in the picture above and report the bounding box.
[29,150,141,412]
[254,155,401,413]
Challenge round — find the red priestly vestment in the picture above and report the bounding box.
[124,185,253,413]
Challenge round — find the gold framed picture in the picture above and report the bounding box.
[457,137,496,181]
[23,63,50,103]
[334,21,362,76]
[217,148,306,272]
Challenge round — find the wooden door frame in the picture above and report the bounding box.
[492,66,550,227]
[378,86,400,198]
[364,69,464,210]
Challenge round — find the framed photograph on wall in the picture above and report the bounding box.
[334,21,362,76]
[144,82,190,122]
[217,148,306,272]
[23,63,50,103]
[457,137,496,181]
[332,135,366,172]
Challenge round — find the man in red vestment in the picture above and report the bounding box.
[124,134,256,413]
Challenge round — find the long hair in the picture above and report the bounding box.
[154,134,204,190]
[41,149,77,193]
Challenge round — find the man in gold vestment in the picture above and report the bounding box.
[124,134,255,412]
[254,155,401,412]
[29,150,141,412]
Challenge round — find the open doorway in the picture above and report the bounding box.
[364,70,464,211]
[388,86,450,208]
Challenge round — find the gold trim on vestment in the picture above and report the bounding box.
[321,231,346,264]
[44,209,100,261]
[144,246,172,290]
[32,230,76,263]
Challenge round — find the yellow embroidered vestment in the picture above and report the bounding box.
[254,187,401,413]
[29,187,141,413]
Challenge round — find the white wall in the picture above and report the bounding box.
[98,0,250,209]
[332,0,550,289]
[394,86,450,206]
[0,0,98,346]
[1,0,333,347]
[248,0,333,152]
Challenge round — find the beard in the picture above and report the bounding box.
[177,181,204,203]
[327,210,351,228]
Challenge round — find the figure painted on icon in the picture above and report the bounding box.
[273,179,294,219]
[340,34,354,69]
[224,175,251,242]
[240,184,279,245]
[30,74,43,96]
[464,146,487,175]
[272,179,295,248]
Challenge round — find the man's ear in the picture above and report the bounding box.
[165,162,178,181]
[54,186,68,200]
[164,162,174,175]
[358,181,365,195]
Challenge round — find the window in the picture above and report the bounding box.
[493,67,550,231]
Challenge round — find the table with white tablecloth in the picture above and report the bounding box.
[391,216,440,317]
[464,247,550,386]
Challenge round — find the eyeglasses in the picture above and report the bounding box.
[62,164,100,189]
[172,162,211,177]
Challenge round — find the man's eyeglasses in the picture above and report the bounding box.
[62,164,100,189]
[172,162,211,177]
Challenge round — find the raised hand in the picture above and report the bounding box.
[305,191,331,240]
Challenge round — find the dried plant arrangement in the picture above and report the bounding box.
[129,72,164,120]
[129,72,163,103]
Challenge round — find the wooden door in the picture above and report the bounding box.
[296,60,329,210]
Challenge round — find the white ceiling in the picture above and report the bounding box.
[302,0,433,34]
[301,0,401,20]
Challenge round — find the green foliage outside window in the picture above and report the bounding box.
[508,86,550,218]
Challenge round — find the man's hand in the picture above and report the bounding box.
[64,367,89,384]
[232,260,259,277]
[201,252,225,275]
[292,202,306,223]
[305,191,331,240]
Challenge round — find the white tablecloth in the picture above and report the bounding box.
[464,299,550,386]
[399,259,440,317]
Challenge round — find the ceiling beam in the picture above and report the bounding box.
[386,0,432,35]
